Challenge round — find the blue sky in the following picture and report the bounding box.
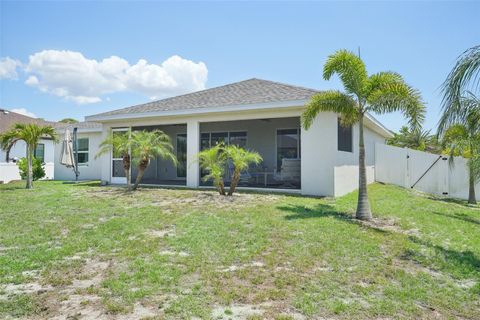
[1,1,479,132]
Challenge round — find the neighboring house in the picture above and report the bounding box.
[0,109,56,183]
[85,78,392,197]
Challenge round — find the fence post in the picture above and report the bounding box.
[404,148,410,189]
[442,156,449,196]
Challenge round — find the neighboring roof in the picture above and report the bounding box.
[0,109,56,134]
[89,78,318,118]
[0,109,102,135]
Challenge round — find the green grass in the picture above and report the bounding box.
[0,181,479,319]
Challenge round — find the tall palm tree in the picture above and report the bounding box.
[302,49,425,220]
[0,123,58,189]
[441,93,480,204]
[440,45,480,130]
[96,129,133,191]
[131,130,177,190]
[198,144,227,195]
[225,145,262,196]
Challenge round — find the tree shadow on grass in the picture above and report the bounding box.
[278,203,390,235]
[430,211,480,225]
[426,195,479,209]
[406,235,480,279]
[66,180,102,187]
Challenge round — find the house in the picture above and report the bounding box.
[83,78,392,197]
[0,109,56,183]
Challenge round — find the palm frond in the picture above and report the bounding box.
[440,45,480,132]
[323,49,368,96]
[301,91,358,129]
[366,72,404,93]
[367,82,425,129]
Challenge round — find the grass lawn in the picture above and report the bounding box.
[0,181,479,319]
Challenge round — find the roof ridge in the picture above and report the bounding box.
[250,78,319,93]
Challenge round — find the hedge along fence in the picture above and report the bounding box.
[375,143,480,201]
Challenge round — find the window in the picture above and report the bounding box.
[337,118,353,152]
[211,132,228,146]
[176,134,187,178]
[276,129,300,171]
[76,138,89,165]
[229,131,247,147]
[200,131,247,150]
[34,143,45,162]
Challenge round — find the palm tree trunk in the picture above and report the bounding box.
[123,153,131,191]
[133,158,149,190]
[356,115,372,220]
[468,167,477,204]
[228,170,240,196]
[26,145,33,189]
[217,180,226,196]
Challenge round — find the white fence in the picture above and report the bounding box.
[0,162,54,184]
[375,143,480,201]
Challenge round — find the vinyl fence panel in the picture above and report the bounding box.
[375,143,479,201]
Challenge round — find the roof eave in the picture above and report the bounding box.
[85,99,310,122]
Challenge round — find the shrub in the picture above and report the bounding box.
[17,157,46,181]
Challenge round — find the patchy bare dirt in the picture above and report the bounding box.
[0,256,165,320]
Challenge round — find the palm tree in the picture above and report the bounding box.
[441,93,480,204]
[198,144,227,195]
[225,145,262,196]
[96,129,133,191]
[302,49,425,220]
[0,123,58,189]
[131,130,177,190]
[440,45,480,129]
[388,126,441,154]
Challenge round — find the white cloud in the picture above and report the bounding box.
[0,57,21,79]
[22,50,208,104]
[10,108,37,118]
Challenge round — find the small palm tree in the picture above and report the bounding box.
[198,144,228,195]
[225,145,262,196]
[441,94,480,204]
[131,130,177,190]
[302,49,425,220]
[0,123,58,189]
[96,129,133,191]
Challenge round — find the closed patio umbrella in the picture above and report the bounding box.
[60,127,79,180]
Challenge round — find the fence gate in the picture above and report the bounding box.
[375,144,451,197]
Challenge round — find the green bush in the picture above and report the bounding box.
[17,157,46,181]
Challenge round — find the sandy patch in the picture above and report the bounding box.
[221,261,265,272]
[159,249,190,257]
[212,304,264,319]
[146,226,176,238]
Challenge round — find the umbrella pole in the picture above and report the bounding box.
[73,127,79,181]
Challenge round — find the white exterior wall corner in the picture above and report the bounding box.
[301,112,337,196]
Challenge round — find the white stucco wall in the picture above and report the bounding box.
[93,107,389,196]
[54,131,103,181]
[334,165,375,197]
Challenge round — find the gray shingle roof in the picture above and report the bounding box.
[91,78,318,117]
[53,121,102,131]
